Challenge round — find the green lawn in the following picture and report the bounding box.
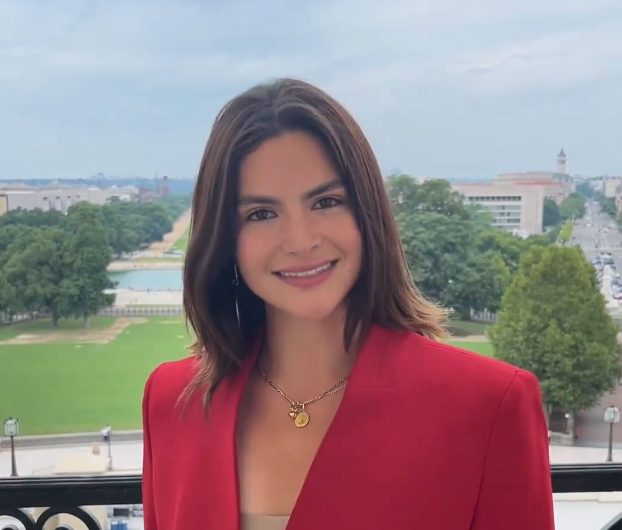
[0,317,190,435]
[0,317,117,342]
[170,227,189,252]
[446,340,495,357]
[0,316,495,436]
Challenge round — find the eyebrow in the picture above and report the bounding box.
[238,180,344,207]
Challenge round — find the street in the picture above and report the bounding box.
[570,200,621,312]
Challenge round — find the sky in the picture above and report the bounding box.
[1,0,621,180]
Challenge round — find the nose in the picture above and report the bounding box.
[281,212,321,256]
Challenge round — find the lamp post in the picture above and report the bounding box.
[102,424,112,471]
[3,418,20,477]
[604,406,620,462]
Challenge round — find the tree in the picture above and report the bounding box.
[157,194,192,219]
[489,245,621,417]
[543,199,561,228]
[387,175,541,319]
[385,175,471,219]
[594,191,617,218]
[475,229,524,275]
[575,181,594,199]
[396,209,507,318]
[2,227,74,325]
[559,193,585,220]
[0,207,66,229]
[64,203,115,325]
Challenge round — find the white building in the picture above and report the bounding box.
[494,149,573,204]
[452,183,545,235]
[603,177,622,199]
[0,186,138,215]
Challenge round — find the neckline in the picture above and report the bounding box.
[242,514,290,519]
[228,324,392,529]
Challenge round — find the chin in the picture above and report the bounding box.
[273,298,345,323]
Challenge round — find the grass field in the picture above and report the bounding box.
[0,317,190,435]
[0,317,117,342]
[170,227,189,252]
[0,317,493,435]
[446,340,494,357]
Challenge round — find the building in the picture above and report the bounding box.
[0,186,138,215]
[557,148,567,174]
[603,177,622,199]
[494,149,573,204]
[452,183,545,235]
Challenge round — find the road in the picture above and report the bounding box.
[571,200,621,312]
[572,200,622,446]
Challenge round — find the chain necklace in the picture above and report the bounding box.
[259,362,349,428]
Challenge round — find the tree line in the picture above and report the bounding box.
[0,195,191,326]
[3,177,620,421]
[387,176,620,423]
[543,193,586,227]
[386,175,561,319]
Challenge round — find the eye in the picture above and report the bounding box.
[313,197,342,209]
[247,209,276,222]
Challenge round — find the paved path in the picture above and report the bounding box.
[2,441,622,479]
[145,210,191,254]
[108,260,182,271]
[0,441,143,477]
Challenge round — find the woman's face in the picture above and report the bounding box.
[236,131,362,321]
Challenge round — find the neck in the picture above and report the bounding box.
[261,306,356,396]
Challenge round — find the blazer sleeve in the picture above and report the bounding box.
[142,366,160,530]
[471,370,555,530]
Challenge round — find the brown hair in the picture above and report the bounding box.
[183,78,447,406]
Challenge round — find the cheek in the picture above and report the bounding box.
[236,229,274,275]
[336,217,362,256]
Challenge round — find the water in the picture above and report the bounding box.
[108,270,182,291]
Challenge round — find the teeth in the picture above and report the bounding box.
[280,262,333,278]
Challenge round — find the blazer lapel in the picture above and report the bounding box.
[195,343,261,530]
[285,325,395,529]
[192,325,394,530]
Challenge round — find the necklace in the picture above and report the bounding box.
[259,362,349,428]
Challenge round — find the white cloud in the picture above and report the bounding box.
[447,25,622,92]
[1,0,620,93]
[0,0,621,178]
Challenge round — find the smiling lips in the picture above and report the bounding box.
[274,260,337,288]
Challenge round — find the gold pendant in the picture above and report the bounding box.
[294,410,310,428]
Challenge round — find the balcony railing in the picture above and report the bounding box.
[2,465,622,529]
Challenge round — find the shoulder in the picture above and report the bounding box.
[143,357,199,420]
[380,328,540,411]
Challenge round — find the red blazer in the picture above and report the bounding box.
[142,325,554,529]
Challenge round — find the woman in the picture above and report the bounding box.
[142,78,554,530]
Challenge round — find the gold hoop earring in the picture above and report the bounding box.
[233,266,241,329]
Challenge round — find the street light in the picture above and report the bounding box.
[3,418,20,477]
[604,406,620,462]
[102,424,112,471]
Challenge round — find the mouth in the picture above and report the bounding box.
[274,260,338,278]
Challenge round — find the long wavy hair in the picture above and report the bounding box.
[183,78,447,407]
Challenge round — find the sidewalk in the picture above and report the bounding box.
[0,430,143,450]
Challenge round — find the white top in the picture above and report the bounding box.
[241,514,290,530]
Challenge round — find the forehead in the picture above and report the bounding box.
[238,131,339,195]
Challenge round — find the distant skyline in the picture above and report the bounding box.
[1,0,621,180]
